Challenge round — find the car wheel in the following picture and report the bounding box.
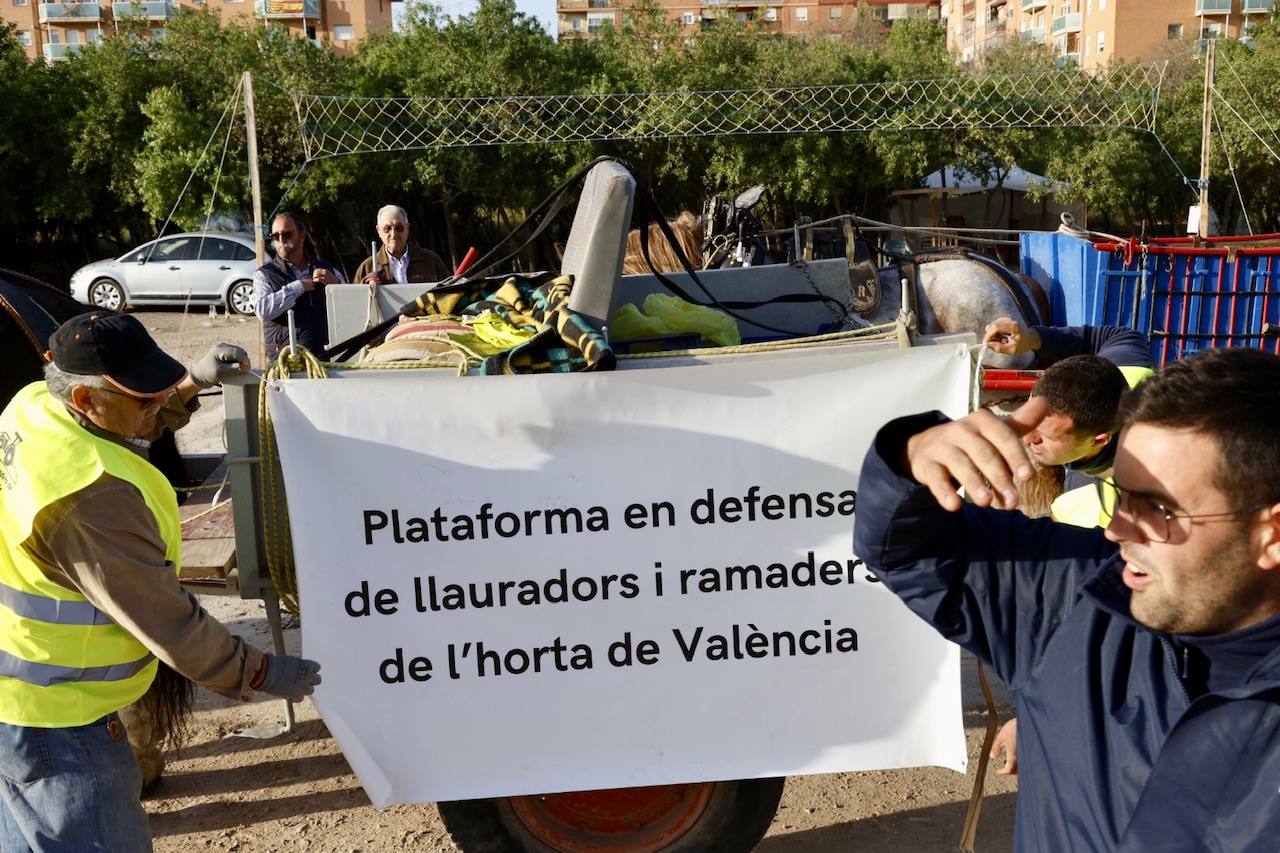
[227,281,255,316]
[438,778,786,852]
[88,278,124,311]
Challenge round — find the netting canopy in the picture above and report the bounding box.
[256,62,1173,218]
[288,64,1163,162]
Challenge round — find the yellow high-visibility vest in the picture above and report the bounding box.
[1050,365,1155,529]
[0,382,180,727]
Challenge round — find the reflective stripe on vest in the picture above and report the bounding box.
[0,648,155,687]
[0,580,111,625]
[0,382,180,727]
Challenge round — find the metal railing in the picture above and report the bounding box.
[1051,12,1081,34]
[1195,0,1232,12]
[42,42,87,59]
[113,0,171,18]
[253,0,319,18]
[1242,0,1273,11]
[38,2,102,22]
[1021,25,1045,41]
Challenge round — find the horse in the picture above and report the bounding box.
[621,211,705,276]
[861,251,1048,368]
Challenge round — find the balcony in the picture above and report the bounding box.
[1051,12,1080,34]
[1021,0,1046,9]
[558,0,587,8]
[42,42,87,60]
[254,0,319,18]
[1055,52,1080,67]
[1243,0,1273,12]
[1195,0,1231,12]
[113,0,171,19]
[39,2,102,22]
[1021,25,1045,41]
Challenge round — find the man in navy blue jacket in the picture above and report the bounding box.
[854,347,1280,851]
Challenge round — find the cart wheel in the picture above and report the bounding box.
[438,778,785,853]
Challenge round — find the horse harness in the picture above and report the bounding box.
[875,246,1042,326]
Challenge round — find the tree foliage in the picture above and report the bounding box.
[4,8,1278,285]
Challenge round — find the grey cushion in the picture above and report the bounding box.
[562,161,635,332]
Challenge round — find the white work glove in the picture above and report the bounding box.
[253,654,322,701]
[189,343,250,389]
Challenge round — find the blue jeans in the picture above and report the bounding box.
[0,713,151,852]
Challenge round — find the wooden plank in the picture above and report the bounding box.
[181,538,236,579]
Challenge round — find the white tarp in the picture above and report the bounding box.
[267,343,972,807]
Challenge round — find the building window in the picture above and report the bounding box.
[1098,0,1104,8]
[793,6,807,21]
[13,0,27,6]
[681,10,694,24]
[1096,29,1104,52]
[1201,22,1219,40]
[828,5,841,18]
[1168,23,1181,40]
[150,27,165,38]
[764,7,777,20]
[333,24,355,39]
[17,29,31,45]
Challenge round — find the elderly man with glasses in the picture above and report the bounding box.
[854,347,1280,852]
[0,311,321,851]
[252,210,345,362]
[353,204,449,287]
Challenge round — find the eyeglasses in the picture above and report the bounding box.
[1096,478,1272,543]
[378,223,406,234]
[269,229,295,241]
[95,385,172,408]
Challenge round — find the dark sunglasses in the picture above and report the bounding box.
[96,385,172,407]
[269,229,296,241]
[378,223,406,234]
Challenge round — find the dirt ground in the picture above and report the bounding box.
[139,307,1019,852]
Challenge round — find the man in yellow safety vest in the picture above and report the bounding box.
[982,318,1155,775]
[0,311,321,851]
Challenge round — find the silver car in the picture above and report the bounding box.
[69,231,261,315]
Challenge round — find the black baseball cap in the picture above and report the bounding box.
[48,311,186,395]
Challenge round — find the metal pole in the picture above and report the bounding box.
[1198,38,1215,240]
[243,71,268,367]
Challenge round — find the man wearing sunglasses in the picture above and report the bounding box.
[854,347,1280,852]
[0,312,321,850]
[352,205,449,286]
[253,211,345,361]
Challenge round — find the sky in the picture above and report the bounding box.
[391,0,556,37]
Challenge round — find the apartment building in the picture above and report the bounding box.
[557,0,939,42]
[944,0,1274,69]
[2,0,391,62]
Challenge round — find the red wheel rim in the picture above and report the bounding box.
[508,782,716,851]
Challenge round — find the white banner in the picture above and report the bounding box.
[268,343,973,806]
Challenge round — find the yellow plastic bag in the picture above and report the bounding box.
[609,293,741,348]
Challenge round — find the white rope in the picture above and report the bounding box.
[1212,104,1254,236]
[1217,48,1280,159]
[195,78,244,266]
[1211,84,1280,171]
[153,79,244,250]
